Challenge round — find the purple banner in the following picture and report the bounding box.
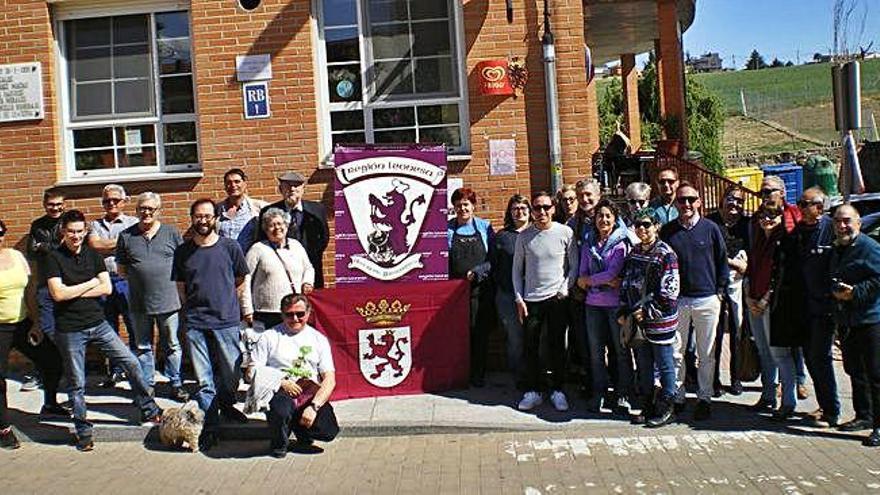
[334,144,449,285]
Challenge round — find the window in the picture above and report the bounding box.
[59,10,198,177]
[316,0,468,162]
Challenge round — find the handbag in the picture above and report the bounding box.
[620,288,651,349]
[736,319,761,382]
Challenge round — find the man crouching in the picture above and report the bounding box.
[247,294,337,458]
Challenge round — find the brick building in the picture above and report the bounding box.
[0,0,694,286]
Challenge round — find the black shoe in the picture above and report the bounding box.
[771,406,796,422]
[647,400,676,428]
[100,372,125,388]
[470,376,485,388]
[750,398,776,412]
[674,401,686,414]
[728,381,743,396]
[75,434,94,452]
[291,439,324,454]
[713,387,724,398]
[220,406,248,424]
[270,447,288,458]
[170,386,190,402]
[632,402,654,425]
[693,401,711,421]
[40,403,71,418]
[199,431,219,451]
[0,428,21,450]
[839,418,873,432]
[863,429,880,447]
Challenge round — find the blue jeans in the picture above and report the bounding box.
[748,310,777,404]
[585,305,633,400]
[103,276,135,375]
[186,325,242,429]
[636,343,676,404]
[55,321,159,438]
[130,311,183,387]
[771,346,798,409]
[37,286,55,338]
[495,292,524,385]
[804,315,841,417]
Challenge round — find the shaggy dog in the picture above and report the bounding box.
[159,401,204,452]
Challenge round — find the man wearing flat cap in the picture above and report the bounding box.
[258,172,330,288]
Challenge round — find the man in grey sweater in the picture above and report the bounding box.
[512,191,574,412]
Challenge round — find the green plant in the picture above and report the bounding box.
[283,346,314,379]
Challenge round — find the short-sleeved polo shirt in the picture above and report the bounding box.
[44,244,107,333]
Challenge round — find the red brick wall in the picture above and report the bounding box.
[0,0,600,285]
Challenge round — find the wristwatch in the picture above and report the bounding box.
[309,403,321,412]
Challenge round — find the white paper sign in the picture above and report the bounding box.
[0,62,44,122]
[489,138,516,175]
[235,54,272,81]
[124,129,143,154]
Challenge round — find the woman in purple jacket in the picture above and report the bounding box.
[578,199,632,415]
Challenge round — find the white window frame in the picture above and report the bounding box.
[54,1,200,181]
[313,0,470,166]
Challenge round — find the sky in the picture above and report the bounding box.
[682,0,879,68]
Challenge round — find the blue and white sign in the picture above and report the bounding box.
[243,81,270,120]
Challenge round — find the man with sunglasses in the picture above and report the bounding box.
[707,185,751,397]
[88,184,139,388]
[660,183,729,420]
[650,166,680,225]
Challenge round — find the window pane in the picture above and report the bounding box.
[73,127,113,148]
[371,24,410,60]
[156,11,190,39]
[113,44,150,78]
[322,0,357,27]
[412,21,450,57]
[332,132,366,148]
[418,104,459,125]
[115,79,153,114]
[73,48,111,82]
[375,129,415,143]
[117,145,157,167]
[75,83,112,117]
[113,15,148,44]
[161,76,195,114]
[420,126,461,147]
[410,0,448,20]
[164,122,197,143]
[73,18,110,48]
[369,0,408,23]
[158,39,192,74]
[75,149,115,170]
[164,143,199,165]
[330,110,364,131]
[373,60,413,96]
[414,57,455,94]
[325,27,359,63]
[374,107,414,128]
[327,64,361,102]
[115,125,156,145]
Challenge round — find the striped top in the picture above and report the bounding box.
[618,240,680,344]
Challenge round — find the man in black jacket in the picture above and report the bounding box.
[257,172,329,288]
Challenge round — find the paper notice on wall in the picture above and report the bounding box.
[125,129,143,155]
[489,138,516,176]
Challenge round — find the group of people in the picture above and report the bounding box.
[449,166,880,447]
[3,163,880,455]
[0,169,336,456]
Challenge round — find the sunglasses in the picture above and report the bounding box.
[533,204,554,212]
[633,220,654,229]
[759,188,781,196]
[725,197,745,205]
[658,179,677,185]
[138,206,158,213]
[676,196,699,205]
[102,197,124,205]
[511,206,529,212]
[627,199,648,205]
[283,310,308,319]
[561,197,577,203]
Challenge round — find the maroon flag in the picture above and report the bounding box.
[309,280,470,399]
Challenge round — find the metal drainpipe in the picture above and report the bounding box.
[542,1,563,193]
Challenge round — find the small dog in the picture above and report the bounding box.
[159,400,204,452]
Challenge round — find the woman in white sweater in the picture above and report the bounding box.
[243,208,315,329]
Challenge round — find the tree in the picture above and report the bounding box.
[770,58,785,68]
[785,61,794,67]
[746,50,768,70]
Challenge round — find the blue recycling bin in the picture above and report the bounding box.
[761,164,803,205]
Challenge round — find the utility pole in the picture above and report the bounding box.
[542,0,563,193]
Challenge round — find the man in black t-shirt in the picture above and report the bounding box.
[45,210,161,452]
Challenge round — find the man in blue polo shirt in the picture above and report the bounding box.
[660,183,729,421]
[174,198,250,450]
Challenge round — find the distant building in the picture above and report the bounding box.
[688,52,723,72]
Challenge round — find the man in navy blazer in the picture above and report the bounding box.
[257,171,330,288]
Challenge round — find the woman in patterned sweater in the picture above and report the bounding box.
[618,210,680,428]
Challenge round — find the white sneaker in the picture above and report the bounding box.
[550,390,569,412]
[518,391,543,411]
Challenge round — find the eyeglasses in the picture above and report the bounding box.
[45,201,64,208]
[562,197,577,203]
[633,221,654,229]
[676,196,699,205]
[759,188,781,197]
[192,214,214,221]
[137,206,158,214]
[102,197,124,205]
[627,199,648,206]
[797,199,822,208]
[533,204,554,212]
[511,206,530,212]
[283,310,307,320]
[759,214,781,222]
[658,179,677,185]
[725,196,745,205]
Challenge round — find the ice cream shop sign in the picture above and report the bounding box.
[477,59,514,96]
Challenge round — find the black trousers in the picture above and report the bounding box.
[523,297,567,391]
[266,392,338,450]
[0,319,64,429]
[468,284,494,381]
[841,323,880,427]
